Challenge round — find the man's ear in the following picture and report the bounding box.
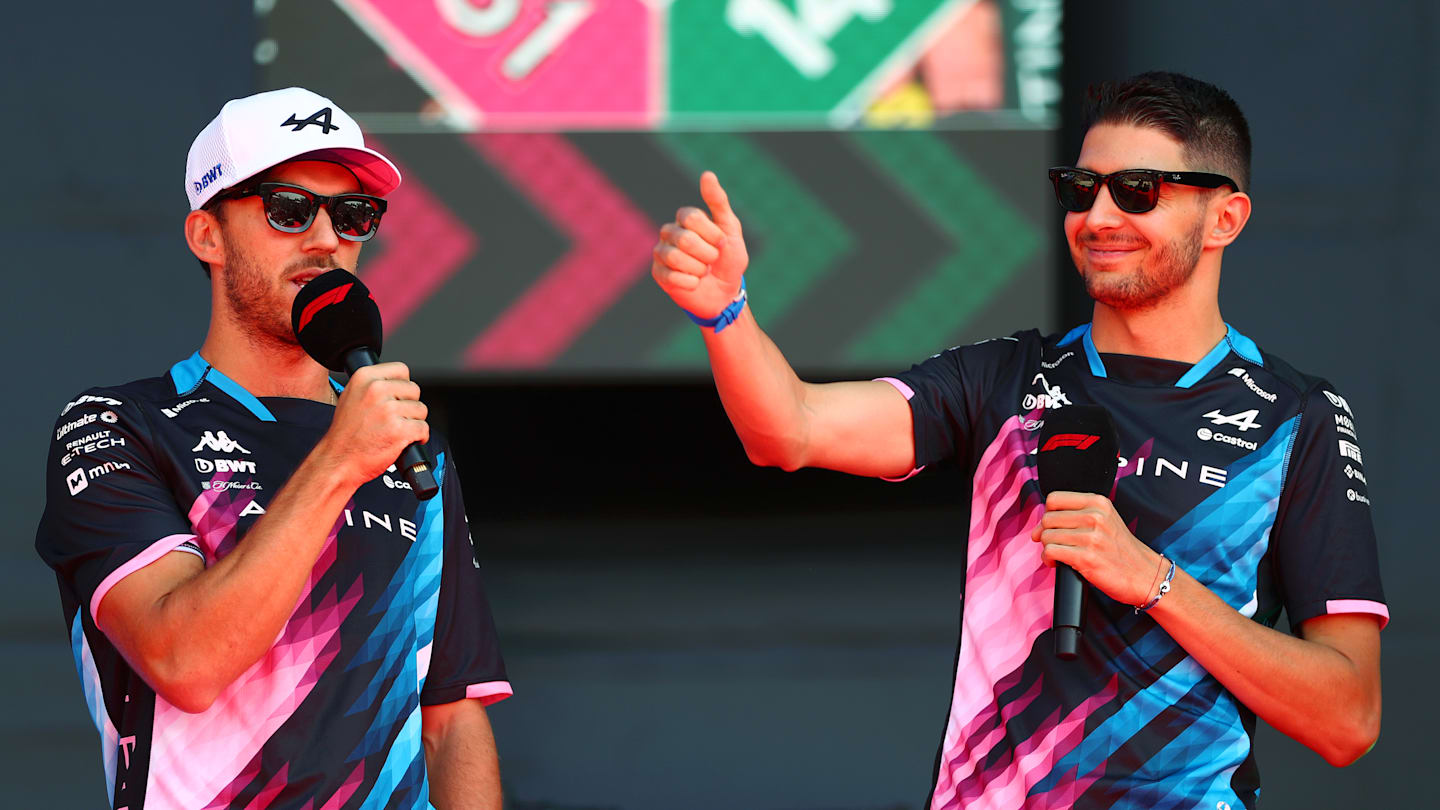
[1205,191,1252,249]
[185,209,225,268]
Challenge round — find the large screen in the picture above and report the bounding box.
[259,0,1061,375]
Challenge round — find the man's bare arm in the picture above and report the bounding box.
[95,363,429,712]
[653,172,917,478]
[1034,491,1382,765]
[422,699,501,810]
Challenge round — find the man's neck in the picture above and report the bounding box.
[1089,300,1227,365]
[198,329,335,403]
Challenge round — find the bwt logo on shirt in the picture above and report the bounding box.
[192,163,223,194]
[192,431,250,454]
[194,458,257,474]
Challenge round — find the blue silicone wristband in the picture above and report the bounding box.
[683,278,747,333]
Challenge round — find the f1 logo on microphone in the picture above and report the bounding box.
[1041,433,1101,452]
[297,283,352,333]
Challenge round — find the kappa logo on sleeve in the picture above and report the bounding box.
[192,431,250,454]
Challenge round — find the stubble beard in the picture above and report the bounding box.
[1079,215,1206,311]
[221,242,327,352]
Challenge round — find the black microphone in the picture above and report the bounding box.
[1035,404,1119,660]
[291,268,439,500]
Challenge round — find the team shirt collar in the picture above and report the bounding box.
[169,350,344,422]
[1057,323,1262,387]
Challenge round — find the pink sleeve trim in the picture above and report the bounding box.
[873,377,922,481]
[1325,599,1390,630]
[90,533,200,625]
[875,377,915,400]
[465,681,514,706]
[880,466,926,482]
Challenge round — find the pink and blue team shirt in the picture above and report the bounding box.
[883,324,1386,810]
[37,352,510,810]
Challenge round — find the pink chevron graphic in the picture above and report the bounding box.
[315,762,366,810]
[239,763,288,810]
[138,496,362,810]
[462,133,655,367]
[950,677,1119,809]
[359,144,479,336]
[930,416,1053,808]
[188,473,258,561]
[336,0,657,128]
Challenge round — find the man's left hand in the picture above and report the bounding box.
[1030,491,1164,608]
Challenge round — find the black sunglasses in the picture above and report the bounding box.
[211,182,387,242]
[1048,167,1239,214]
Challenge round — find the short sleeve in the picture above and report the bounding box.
[886,335,1027,469]
[34,390,197,624]
[1270,384,1387,630]
[419,450,511,706]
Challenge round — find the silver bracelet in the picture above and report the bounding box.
[1135,556,1176,613]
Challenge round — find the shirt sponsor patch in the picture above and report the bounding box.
[1227,367,1277,402]
[60,394,122,416]
[1323,390,1354,416]
[1022,373,1071,410]
[1338,439,1363,464]
[192,431,250,454]
[162,398,209,419]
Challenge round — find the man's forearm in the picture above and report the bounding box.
[100,443,357,711]
[423,700,501,810]
[1149,567,1382,765]
[701,306,814,469]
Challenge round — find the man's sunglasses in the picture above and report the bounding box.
[211,182,387,242]
[1048,167,1239,214]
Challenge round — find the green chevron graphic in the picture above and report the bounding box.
[651,132,852,366]
[843,130,1040,364]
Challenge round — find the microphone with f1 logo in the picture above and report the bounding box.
[291,268,439,500]
[1036,405,1120,660]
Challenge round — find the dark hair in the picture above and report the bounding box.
[1084,71,1251,192]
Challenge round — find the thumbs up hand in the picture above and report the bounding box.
[651,171,750,319]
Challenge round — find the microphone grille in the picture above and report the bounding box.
[290,268,384,372]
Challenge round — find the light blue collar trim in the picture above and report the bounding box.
[168,351,277,422]
[1174,324,1262,388]
[1057,323,1262,387]
[1057,323,1107,377]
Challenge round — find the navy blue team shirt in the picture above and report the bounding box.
[875,324,1386,810]
[37,352,510,810]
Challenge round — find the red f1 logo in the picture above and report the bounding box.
[1042,433,1100,452]
[297,283,353,333]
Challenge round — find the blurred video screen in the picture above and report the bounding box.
[259,0,1061,376]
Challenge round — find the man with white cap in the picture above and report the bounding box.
[36,88,509,810]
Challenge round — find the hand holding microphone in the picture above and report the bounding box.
[1033,405,1120,659]
[292,268,439,500]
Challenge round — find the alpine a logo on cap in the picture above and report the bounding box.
[281,107,340,134]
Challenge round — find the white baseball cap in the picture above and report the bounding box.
[185,87,401,211]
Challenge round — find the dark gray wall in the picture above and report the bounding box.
[4,2,1433,808]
